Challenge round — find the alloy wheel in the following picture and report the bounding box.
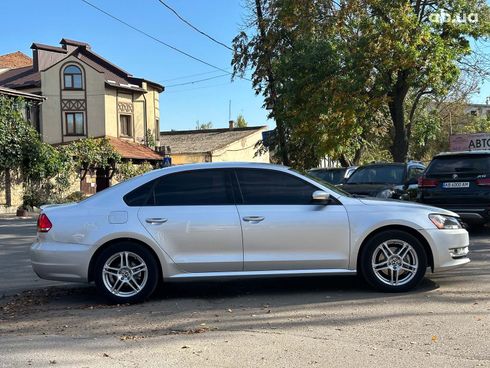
[371,239,419,287]
[102,251,149,297]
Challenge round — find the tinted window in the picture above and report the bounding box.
[346,165,405,185]
[427,155,490,176]
[123,180,156,206]
[236,169,318,205]
[153,169,234,206]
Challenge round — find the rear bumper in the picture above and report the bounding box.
[422,228,470,272]
[30,241,93,282]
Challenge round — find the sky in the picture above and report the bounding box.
[1,0,490,132]
[0,0,268,131]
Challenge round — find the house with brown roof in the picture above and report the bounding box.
[0,39,163,195]
[0,39,162,154]
[159,124,270,164]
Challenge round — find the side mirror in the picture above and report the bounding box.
[312,190,331,204]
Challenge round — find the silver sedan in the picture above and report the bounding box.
[31,163,470,303]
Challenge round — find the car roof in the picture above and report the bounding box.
[435,150,490,157]
[358,162,406,168]
[309,167,348,172]
[154,161,290,174]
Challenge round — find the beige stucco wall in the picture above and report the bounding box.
[35,53,161,146]
[104,88,118,137]
[171,153,209,165]
[39,55,106,144]
[104,84,161,144]
[211,129,270,163]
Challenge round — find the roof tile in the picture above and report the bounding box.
[0,51,32,69]
[107,137,163,161]
[159,126,267,154]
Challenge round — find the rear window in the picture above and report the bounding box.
[427,155,490,176]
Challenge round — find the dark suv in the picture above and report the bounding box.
[339,162,426,199]
[418,151,490,225]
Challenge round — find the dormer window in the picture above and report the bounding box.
[63,65,83,89]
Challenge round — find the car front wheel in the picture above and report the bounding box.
[360,230,427,292]
[94,242,159,303]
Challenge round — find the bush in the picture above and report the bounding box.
[64,191,87,203]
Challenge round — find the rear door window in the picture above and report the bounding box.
[124,169,234,206]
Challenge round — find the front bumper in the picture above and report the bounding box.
[423,228,470,272]
[422,203,490,224]
[30,241,94,282]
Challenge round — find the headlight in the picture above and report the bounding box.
[429,214,462,230]
[376,189,394,198]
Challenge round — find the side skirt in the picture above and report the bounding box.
[167,268,357,281]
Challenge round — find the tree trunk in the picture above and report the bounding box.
[4,169,11,207]
[352,146,364,165]
[388,72,410,162]
[254,0,290,166]
[339,154,351,167]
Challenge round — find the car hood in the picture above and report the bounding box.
[340,183,395,197]
[358,197,458,216]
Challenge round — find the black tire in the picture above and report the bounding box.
[359,230,427,293]
[94,241,159,303]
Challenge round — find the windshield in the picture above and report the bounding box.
[292,169,352,197]
[309,169,346,185]
[346,165,405,185]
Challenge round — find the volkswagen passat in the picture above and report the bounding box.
[31,163,470,303]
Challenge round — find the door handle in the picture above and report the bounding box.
[145,218,168,224]
[242,216,265,223]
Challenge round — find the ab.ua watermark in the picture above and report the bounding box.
[429,9,478,24]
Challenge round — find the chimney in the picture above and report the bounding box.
[229,120,234,130]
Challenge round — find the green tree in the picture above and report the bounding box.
[21,134,73,208]
[0,96,36,206]
[195,121,213,130]
[115,160,153,182]
[235,114,248,128]
[63,138,121,181]
[233,0,490,166]
[145,129,156,148]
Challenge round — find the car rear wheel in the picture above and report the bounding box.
[360,230,427,292]
[94,242,159,303]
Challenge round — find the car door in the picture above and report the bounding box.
[234,168,350,271]
[136,168,243,273]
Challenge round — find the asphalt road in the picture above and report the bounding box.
[0,216,489,368]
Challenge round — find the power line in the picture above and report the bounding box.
[164,82,233,94]
[79,0,239,77]
[160,70,222,83]
[165,73,230,88]
[156,0,233,51]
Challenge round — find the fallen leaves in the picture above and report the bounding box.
[120,335,146,341]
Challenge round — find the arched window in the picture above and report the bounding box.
[63,65,83,89]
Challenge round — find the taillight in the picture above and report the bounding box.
[476,178,490,186]
[418,177,439,188]
[37,214,52,232]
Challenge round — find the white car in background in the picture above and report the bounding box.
[31,163,470,303]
